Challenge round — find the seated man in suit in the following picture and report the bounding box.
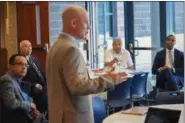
[19,40,47,113]
[0,54,40,123]
[104,37,134,70]
[152,34,184,91]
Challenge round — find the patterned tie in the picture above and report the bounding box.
[28,57,44,82]
[169,50,173,67]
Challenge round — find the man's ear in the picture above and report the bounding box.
[71,19,76,28]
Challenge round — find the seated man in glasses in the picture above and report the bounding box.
[19,40,47,114]
[0,54,41,123]
[104,37,134,71]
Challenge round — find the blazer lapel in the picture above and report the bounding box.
[161,49,166,65]
[5,74,25,100]
[13,80,26,101]
[174,49,178,68]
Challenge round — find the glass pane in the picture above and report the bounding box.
[97,2,105,35]
[95,2,125,68]
[106,2,112,13]
[106,15,113,36]
[49,2,85,45]
[174,2,184,52]
[116,2,125,48]
[134,2,152,71]
[96,2,105,68]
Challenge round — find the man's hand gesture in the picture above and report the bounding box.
[106,68,128,85]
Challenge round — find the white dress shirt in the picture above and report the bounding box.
[104,48,133,69]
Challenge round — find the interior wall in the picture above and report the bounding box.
[0,2,5,48]
[4,1,18,60]
[0,2,17,72]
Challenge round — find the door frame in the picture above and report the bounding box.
[16,1,49,70]
[124,2,162,70]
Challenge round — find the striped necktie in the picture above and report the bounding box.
[28,57,44,82]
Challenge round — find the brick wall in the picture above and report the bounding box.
[49,2,85,44]
[4,2,18,60]
[115,2,151,38]
[96,2,105,35]
[134,2,151,37]
[174,2,184,34]
[116,2,124,38]
[116,2,184,38]
[49,2,184,50]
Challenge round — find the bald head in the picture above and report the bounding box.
[62,6,86,24]
[112,37,122,54]
[62,5,89,40]
[20,40,32,56]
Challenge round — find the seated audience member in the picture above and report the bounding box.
[152,34,184,91]
[104,37,134,70]
[19,40,47,113]
[0,54,41,123]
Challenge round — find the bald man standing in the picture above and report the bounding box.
[46,5,127,123]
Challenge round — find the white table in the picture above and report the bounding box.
[91,68,154,99]
[90,68,134,100]
[103,104,183,123]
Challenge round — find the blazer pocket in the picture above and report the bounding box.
[63,110,76,123]
[72,96,90,112]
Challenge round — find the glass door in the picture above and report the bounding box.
[133,2,152,71]
[127,2,160,72]
[95,2,115,68]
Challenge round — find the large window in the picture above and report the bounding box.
[49,2,86,45]
[133,2,152,70]
[48,2,184,70]
[173,2,184,52]
[95,2,116,68]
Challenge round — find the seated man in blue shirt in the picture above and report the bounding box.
[152,35,184,91]
[0,54,40,123]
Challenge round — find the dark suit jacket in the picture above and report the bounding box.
[22,55,48,113]
[0,72,33,123]
[22,55,46,95]
[152,48,184,88]
[23,55,46,86]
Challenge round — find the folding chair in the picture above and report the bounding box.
[106,78,133,114]
[130,72,154,106]
[156,91,184,104]
[92,96,107,123]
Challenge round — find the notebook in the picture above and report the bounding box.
[121,106,148,115]
[144,107,181,123]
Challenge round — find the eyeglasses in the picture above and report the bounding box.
[13,62,29,68]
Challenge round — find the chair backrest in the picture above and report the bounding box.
[156,91,184,104]
[0,97,1,123]
[107,78,133,101]
[92,96,106,123]
[131,72,149,98]
[0,48,8,77]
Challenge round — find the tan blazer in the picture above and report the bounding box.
[46,34,114,123]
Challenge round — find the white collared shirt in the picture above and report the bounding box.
[165,48,174,68]
[104,48,133,68]
[61,32,80,47]
[62,32,76,41]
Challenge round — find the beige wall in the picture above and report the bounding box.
[1,2,18,64]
